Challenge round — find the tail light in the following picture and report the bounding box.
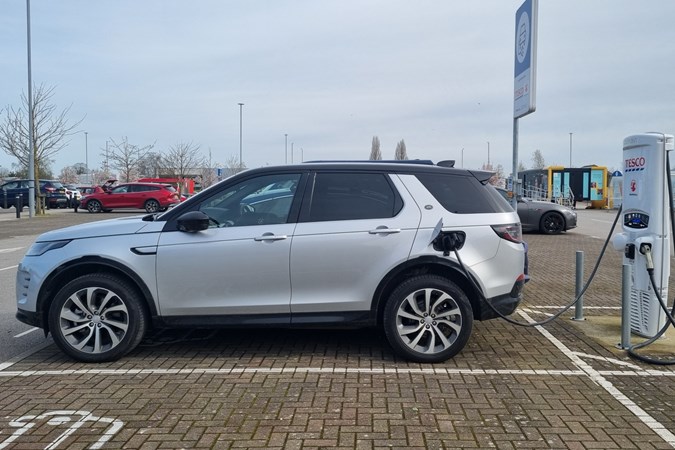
[491,223,522,243]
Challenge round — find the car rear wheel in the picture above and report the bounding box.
[48,273,148,363]
[540,211,565,234]
[87,199,102,213]
[144,199,160,213]
[383,275,473,363]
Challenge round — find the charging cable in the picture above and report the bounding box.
[453,202,623,328]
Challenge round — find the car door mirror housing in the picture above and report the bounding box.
[177,211,210,232]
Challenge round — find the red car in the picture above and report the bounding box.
[80,182,181,213]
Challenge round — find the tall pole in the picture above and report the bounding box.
[85,131,88,174]
[461,148,464,168]
[569,132,573,167]
[26,0,35,218]
[285,133,288,164]
[238,103,244,168]
[487,141,490,167]
[291,142,294,164]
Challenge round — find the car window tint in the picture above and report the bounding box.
[198,173,301,227]
[307,173,400,222]
[113,185,129,194]
[416,173,512,214]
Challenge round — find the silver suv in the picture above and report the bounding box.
[16,161,526,363]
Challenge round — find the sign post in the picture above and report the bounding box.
[512,0,538,208]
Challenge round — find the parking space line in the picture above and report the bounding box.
[519,309,675,448]
[0,247,23,254]
[0,340,53,371]
[13,328,38,338]
[0,265,18,272]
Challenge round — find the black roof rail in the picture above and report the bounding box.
[303,159,436,165]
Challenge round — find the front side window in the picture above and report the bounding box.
[112,185,130,194]
[306,172,401,222]
[198,173,301,227]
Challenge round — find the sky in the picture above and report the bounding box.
[2,1,675,177]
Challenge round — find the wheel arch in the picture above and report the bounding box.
[371,256,483,325]
[36,256,157,334]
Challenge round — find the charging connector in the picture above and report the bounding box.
[639,243,654,271]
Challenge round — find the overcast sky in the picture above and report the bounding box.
[2,1,675,176]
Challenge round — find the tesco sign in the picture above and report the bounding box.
[625,156,646,169]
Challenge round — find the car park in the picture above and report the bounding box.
[496,187,577,234]
[16,161,526,363]
[79,182,181,213]
[0,179,68,210]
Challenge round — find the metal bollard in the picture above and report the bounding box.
[619,263,631,349]
[572,250,585,321]
[15,194,21,218]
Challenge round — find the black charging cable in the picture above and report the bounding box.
[453,203,622,328]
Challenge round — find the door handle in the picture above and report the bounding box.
[368,227,401,235]
[254,234,288,241]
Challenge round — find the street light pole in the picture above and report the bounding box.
[26,0,35,218]
[85,131,88,174]
[569,132,573,167]
[285,134,288,164]
[238,103,244,169]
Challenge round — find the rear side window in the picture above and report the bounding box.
[416,173,512,214]
[306,172,402,222]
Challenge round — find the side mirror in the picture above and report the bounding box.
[177,211,210,232]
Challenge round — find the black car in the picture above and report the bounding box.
[0,179,68,210]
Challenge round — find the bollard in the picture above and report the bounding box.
[2,188,6,209]
[15,194,21,218]
[619,263,631,349]
[572,250,585,321]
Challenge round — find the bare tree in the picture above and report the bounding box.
[161,141,204,179]
[226,155,246,175]
[137,151,163,178]
[394,139,408,160]
[105,136,155,182]
[369,136,382,160]
[0,84,82,213]
[59,166,79,184]
[531,149,546,169]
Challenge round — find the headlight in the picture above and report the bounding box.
[26,240,71,256]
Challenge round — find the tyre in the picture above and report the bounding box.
[48,273,148,363]
[383,275,473,363]
[540,211,565,234]
[87,199,102,213]
[144,199,160,213]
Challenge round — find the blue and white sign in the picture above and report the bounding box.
[514,0,538,119]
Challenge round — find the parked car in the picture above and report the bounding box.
[77,186,104,196]
[16,161,527,363]
[80,182,181,213]
[63,184,82,208]
[0,179,68,210]
[496,188,577,234]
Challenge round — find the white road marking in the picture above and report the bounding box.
[0,340,52,371]
[13,327,39,338]
[518,309,675,448]
[0,247,24,254]
[0,265,18,272]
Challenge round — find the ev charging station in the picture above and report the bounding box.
[613,133,674,337]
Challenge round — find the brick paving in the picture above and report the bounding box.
[0,211,674,449]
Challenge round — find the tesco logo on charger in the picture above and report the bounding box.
[625,156,646,169]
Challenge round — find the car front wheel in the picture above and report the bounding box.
[383,275,473,363]
[86,199,102,213]
[48,274,148,362]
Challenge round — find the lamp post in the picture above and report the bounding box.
[569,132,573,167]
[84,131,88,173]
[285,133,288,164]
[26,0,35,218]
[238,103,244,169]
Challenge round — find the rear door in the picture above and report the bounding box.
[289,171,421,317]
